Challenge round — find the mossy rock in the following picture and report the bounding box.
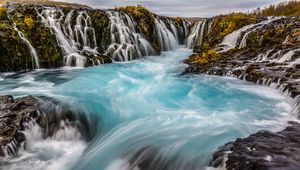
[88,10,110,53]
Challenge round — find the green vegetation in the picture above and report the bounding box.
[210,13,257,43]
[187,13,257,65]
[187,49,220,65]
[256,0,300,16]
[118,5,155,34]
[24,16,34,30]
[0,7,7,20]
[88,10,110,52]
[175,17,183,24]
[0,5,63,71]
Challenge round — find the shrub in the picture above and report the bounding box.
[24,16,34,30]
[175,17,183,24]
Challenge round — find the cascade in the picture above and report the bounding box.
[182,21,189,38]
[105,11,155,61]
[255,48,300,67]
[186,21,202,49]
[13,23,40,69]
[155,17,178,51]
[37,8,99,67]
[218,17,281,53]
[166,18,179,41]
[186,19,212,49]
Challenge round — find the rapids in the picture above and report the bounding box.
[0,47,296,170]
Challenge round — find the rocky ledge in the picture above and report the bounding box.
[0,95,38,156]
[0,95,95,157]
[211,122,300,170]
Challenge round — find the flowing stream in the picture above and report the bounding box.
[0,47,296,170]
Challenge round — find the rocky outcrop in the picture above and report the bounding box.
[211,122,300,170]
[0,95,96,157]
[0,95,39,156]
[184,16,300,99]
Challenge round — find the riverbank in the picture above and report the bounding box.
[183,8,300,170]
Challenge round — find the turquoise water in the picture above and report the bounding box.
[0,47,295,170]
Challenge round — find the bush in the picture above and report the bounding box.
[24,16,34,30]
[175,17,183,24]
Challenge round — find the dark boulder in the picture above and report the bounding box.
[211,122,300,170]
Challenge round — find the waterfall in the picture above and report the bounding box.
[238,17,282,49]
[183,21,189,38]
[167,18,179,41]
[155,17,178,51]
[255,48,300,67]
[13,24,40,69]
[186,21,202,48]
[185,19,212,49]
[105,11,155,61]
[218,17,281,53]
[37,8,99,67]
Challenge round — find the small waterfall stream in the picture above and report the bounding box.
[37,8,99,67]
[155,17,178,51]
[186,19,212,49]
[13,23,40,69]
[105,11,155,61]
[218,17,281,53]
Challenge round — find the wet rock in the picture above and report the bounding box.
[0,95,39,156]
[211,122,300,170]
[0,95,97,157]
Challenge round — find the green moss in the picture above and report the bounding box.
[175,17,183,24]
[187,49,220,66]
[24,16,34,30]
[0,21,32,71]
[0,7,7,20]
[211,13,257,43]
[0,5,64,70]
[88,10,110,53]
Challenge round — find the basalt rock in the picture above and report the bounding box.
[0,95,39,156]
[0,95,96,157]
[211,122,300,170]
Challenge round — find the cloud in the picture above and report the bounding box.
[58,0,284,17]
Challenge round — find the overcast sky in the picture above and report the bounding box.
[59,0,284,17]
